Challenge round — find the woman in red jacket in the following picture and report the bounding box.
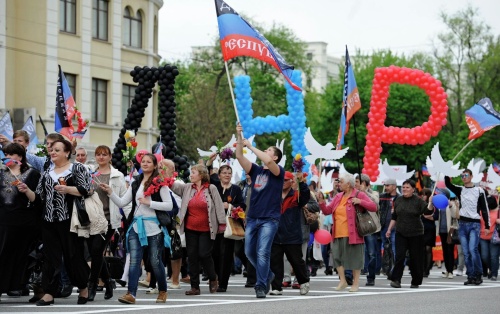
[318,173,377,292]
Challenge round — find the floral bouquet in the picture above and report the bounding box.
[122,130,138,174]
[231,206,246,221]
[74,107,90,136]
[292,154,305,201]
[143,170,178,197]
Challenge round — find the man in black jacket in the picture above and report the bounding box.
[269,171,310,296]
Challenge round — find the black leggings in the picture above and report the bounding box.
[86,225,115,284]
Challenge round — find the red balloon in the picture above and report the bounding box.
[314,229,332,245]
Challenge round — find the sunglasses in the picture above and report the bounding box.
[460,174,470,179]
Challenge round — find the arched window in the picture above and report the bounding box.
[123,7,142,48]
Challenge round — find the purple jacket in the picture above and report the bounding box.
[319,189,377,244]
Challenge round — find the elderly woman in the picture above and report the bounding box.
[318,173,377,292]
[386,179,434,288]
[170,164,226,296]
[21,139,92,305]
[101,153,172,305]
[0,143,41,301]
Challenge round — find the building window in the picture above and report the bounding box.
[92,0,108,40]
[91,79,107,123]
[60,0,76,33]
[123,7,142,48]
[122,84,135,122]
[306,52,313,60]
[65,73,77,102]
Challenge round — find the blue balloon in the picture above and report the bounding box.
[432,194,449,209]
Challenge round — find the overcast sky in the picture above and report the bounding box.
[157,0,500,61]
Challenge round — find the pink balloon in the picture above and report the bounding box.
[154,153,164,162]
[314,229,332,245]
[135,149,149,164]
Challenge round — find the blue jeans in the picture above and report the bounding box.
[458,221,482,279]
[245,217,279,291]
[480,239,500,277]
[128,229,167,296]
[365,233,381,280]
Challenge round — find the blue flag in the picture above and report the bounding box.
[22,116,40,154]
[465,98,500,140]
[0,112,13,141]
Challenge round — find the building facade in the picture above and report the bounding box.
[0,0,163,157]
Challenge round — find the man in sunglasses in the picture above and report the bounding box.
[445,169,490,285]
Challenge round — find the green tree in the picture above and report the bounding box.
[315,50,457,174]
[433,5,494,135]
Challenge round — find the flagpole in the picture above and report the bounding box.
[224,61,240,123]
[317,158,323,191]
[352,114,361,175]
[431,139,475,196]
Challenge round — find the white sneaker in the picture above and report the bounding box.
[145,287,159,294]
[456,270,463,276]
[442,272,449,278]
[447,273,454,279]
[138,280,150,287]
[300,282,310,295]
[168,283,181,289]
[269,290,282,295]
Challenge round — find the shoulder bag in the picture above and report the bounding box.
[224,204,245,240]
[354,191,379,237]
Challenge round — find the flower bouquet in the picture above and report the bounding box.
[225,205,245,240]
[122,130,138,174]
[143,171,178,197]
[74,107,90,137]
[230,206,246,221]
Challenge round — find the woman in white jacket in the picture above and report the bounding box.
[87,145,130,301]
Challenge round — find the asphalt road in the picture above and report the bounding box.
[1,267,499,314]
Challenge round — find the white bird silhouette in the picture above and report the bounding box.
[381,159,415,181]
[320,169,335,193]
[338,163,351,175]
[467,158,486,184]
[303,127,348,165]
[229,135,256,184]
[426,142,463,178]
[276,139,286,167]
[486,165,500,191]
[197,134,237,157]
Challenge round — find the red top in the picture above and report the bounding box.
[185,185,210,232]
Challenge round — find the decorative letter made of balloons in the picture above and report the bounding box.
[112,65,190,179]
[363,66,448,181]
[234,71,310,171]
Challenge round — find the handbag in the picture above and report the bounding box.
[74,196,90,227]
[491,227,500,245]
[447,226,460,245]
[169,229,183,260]
[155,191,179,232]
[354,191,379,236]
[224,205,245,240]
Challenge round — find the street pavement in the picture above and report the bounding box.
[1,267,499,313]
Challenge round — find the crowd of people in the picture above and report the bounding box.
[0,123,499,306]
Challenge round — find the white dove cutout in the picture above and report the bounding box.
[275,139,286,167]
[229,135,257,184]
[467,158,486,184]
[197,134,237,157]
[426,142,463,179]
[371,160,412,186]
[320,169,335,193]
[303,127,349,165]
[486,165,500,190]
[338,163,351,175]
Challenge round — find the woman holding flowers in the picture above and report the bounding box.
[86,145,130,301]
[170,164,226,295]
[207,154,246,292]
[100,153,173,304]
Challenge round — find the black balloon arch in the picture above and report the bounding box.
[112,65,190,180]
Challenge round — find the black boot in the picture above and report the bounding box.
[88,282,97,302]
[104,279,115,300]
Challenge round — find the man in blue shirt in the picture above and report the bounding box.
[235,123,284,298]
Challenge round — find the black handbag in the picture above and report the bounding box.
[354,191,377,236]
[169,229,183,260]
[447,226,460,245]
